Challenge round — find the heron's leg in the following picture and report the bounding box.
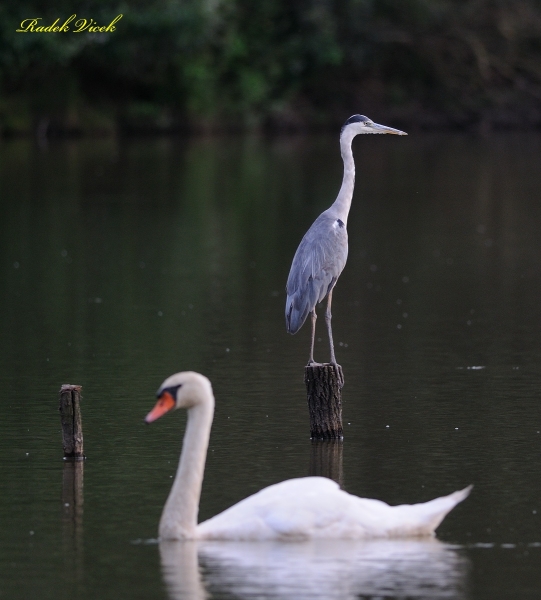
[325,290,344,387]
[308,309,317,364]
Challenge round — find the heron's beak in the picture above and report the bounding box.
[371,122,407,135]
[145,391,176,423]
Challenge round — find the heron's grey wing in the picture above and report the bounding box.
[285,214,348,334]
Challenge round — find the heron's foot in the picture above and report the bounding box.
[330,362,345,388]
[306,360,344,386]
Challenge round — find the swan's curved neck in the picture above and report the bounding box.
[159,394,214,540]
[330,130,357,224]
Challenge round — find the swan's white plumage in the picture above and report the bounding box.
[198,477,471,541]
[148,372,471,541]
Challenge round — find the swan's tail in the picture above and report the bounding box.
[391,485,472,537]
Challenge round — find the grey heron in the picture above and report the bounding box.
[285,115,407,383]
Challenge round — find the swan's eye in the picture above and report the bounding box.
[157,384,182,399]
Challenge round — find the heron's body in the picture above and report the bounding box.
[285,115,407,374]
[286,211,348,335]
[146,372,471,542]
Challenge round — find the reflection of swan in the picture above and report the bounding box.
[146,372,471,541]
[160,541,207,600]
[160,538,469,600]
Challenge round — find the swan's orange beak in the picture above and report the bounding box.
[145,391,176,423]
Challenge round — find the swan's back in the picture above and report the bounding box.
[196,477,471,541]
[198,477,340,540]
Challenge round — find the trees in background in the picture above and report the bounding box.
[1,0,541,134]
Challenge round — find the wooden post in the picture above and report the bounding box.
[309,439,344,487]
[59,384,85,460]
[304,364,343,439]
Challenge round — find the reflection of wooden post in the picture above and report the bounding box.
[309,440,344,487]
[62,460,84,531]
[62,460,84,583]
[59,384,85,460]
[304,365,343,439]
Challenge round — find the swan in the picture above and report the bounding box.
[145,371,472,541]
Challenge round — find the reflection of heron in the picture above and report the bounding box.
[145,372,471,541]
[159,537,469,600]
[285,115,407,381]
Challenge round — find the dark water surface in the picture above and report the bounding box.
[1,133,541,599]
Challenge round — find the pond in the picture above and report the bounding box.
[1,131,541,599]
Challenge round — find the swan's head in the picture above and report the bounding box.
[341,114,407,137]
[145,371,213,423]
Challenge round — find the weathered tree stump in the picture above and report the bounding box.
[309,439,344,486]
[59,384,85,460]
[304,364,343,439]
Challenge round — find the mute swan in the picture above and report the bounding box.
[145,371,471,541]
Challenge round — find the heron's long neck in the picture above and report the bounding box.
[159,396,214,540]
[330,131,356,223]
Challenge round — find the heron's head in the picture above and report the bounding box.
[144,371,213,423]
[341,114,407,137]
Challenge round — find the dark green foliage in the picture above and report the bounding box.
[1,0,541,133]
